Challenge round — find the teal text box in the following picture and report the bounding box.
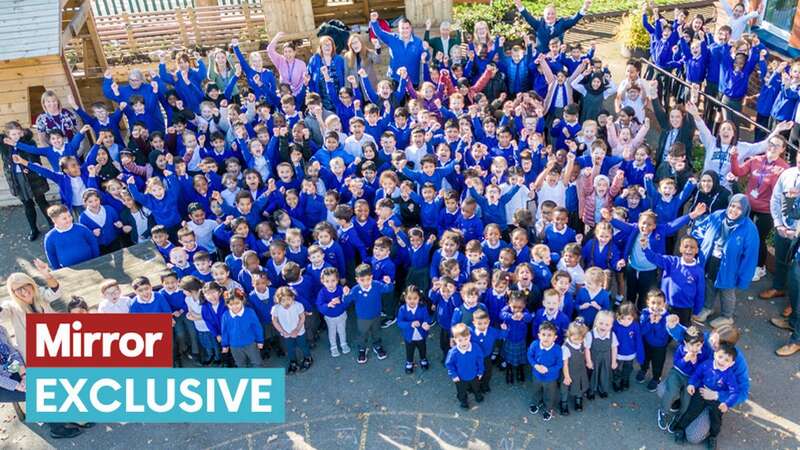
[26,368,285,423]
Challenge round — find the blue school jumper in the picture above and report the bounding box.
[575,288,611,326]
[613,320,645,363]
[532,310,570,344]
[316,286,348,318]
[343,280,394,320]
[130,292,172,314]
[445,344,485,381]
[221,308,264,348]
[481,240,509,268]
[430,250,468,279]
[543,224,577,255]
[338,225,367,265]
[531,261,553,291]
[201,301,228,339]
[43,225,100,269]
[470,326,501,358]
[688,360,739,407]
[672,342,709,376]
[527,340,563,382]
[644,249,705,314]
[456,213,484,243]
[318,241,346,278]
[430,291,462,329]
[248,288,275,324]
[640,308,669,348]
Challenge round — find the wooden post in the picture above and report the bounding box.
[121,12,138,53]
[363,0,371,23]
[176,8,190,47]
[242,2,255,42]
[188,8,200,45]
[405,0,453,26]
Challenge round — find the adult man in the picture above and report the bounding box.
[515,0,592,53]
[424,20,461,61]
[370,11,425,86]
[768,155,800,356]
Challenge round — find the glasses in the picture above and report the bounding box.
[12,285,31,295]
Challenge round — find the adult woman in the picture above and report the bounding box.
[685,100,793,190]
[343,35,380,92]
[730,136,789,281]
[267,31,308,96]
[307,36,346,111]
[686,171,730,240]
[0,123,51,241]
[2,259,66,356]
[207,48,239,100]
[694,194,759,327]
[652,99,696,167]
[471,21,493,52]
[34,90,79,146]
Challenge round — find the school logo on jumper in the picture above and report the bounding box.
[25,314,285,423]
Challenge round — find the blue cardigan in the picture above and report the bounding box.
[201,301,228,339]
[397,305,432,342]
[79,206,121,247]
[697,210,759,289]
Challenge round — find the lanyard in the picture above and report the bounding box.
[755,159,774,190]
[286,59,296,85]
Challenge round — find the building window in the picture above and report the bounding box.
[762,0,796,40]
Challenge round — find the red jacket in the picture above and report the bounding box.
[730,154,788,213]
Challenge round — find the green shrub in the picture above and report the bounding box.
[454,0,694,39]
[615,13,651,50]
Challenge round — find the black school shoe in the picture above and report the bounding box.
[706,436,717,450]
[373,345,388,360]
[560,401,570,416]
[420,359,430,370]
[528,404,540,415]
[357,349,368,364]
[28,229,40,242]
[636,370,647,383]
[586,390,595,400]
[574,397,583,412]
[647,379,659,392]
[50,426,81,439]
[542,409,553,421]
[300,357,313,371]
[460,400,470,409]
[405,362,414,374]
[287,361,299,374]
[598,391,608,399]
[475,393,484,403]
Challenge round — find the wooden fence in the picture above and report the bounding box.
[91,3,270,61]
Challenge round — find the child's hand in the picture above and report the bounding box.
[616,260,626,270]
[534,364,547,374]
[611,359,618,370]
[257,343,263,350]
[92,228,102,237]
[575,233,583,245]
[216,336,222,343]
[222,347,229,353]
[686,385,695,395]
[452,376,460,382]
[600,208,612,222]
[718,403,728,413]
[11,154,27,166]
[639,235,649,249]
[579,303,590,310]
[500,323,508,330]
[343,286,350,295]
[411,320,420,328]
[421,322,430,331]
[666,314,679,328]
[563,375,572,386]
[122,225,133,233]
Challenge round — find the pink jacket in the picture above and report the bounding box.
[577,167,624,228]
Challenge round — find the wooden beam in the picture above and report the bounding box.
[62,0,91,44]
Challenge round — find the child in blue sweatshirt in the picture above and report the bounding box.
[160,272,198,367]
[43,205,100,269]
[200,281,228,367]
[343,264,394,364]
[369,237,398,327]
[500,292,533,384]
[612,302,644,392]
[14,124,88,170]
[575,267,611,327]
[221,288,264,368]
[643,235,705,326]
[129,276,172,314]
[333,204,368,281]
[468,181,521,232]
[637,290,670,392]
[445,323,485,409]
[14,154,98,213]
[456,197,484,243]
[430,276,462,361]
[450,283,488,327]
[532,289,570,345]
[657,324,708,431]
[247,271,278,359]
[470,309,501,394]
[544,207,578,256]
[316,267,350,358]
[527,321,563,421]
[314,222,347,280]
[673,344,740,447]
[397,286,432,374]
[127,171,183,236]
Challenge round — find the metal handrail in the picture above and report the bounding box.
[636,57,770,132]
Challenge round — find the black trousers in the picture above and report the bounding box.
[439,328,451,358]
[455,378,480,403]
[22,194,50,233]
[670,306,693,327]
[751,211,773,267]
[405,340,427,363]
[480,356,493,392]
[613,359,635,386]
[676,392,724,437]
[625,267,658,311]
[642,342,667,381]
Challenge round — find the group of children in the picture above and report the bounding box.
[3,2,781,447]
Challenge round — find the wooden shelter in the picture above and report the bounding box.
[0,0,107,128]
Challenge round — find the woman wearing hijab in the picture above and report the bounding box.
[694,194,759,327]
[570,66,617,122]
[687,170,730,240]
